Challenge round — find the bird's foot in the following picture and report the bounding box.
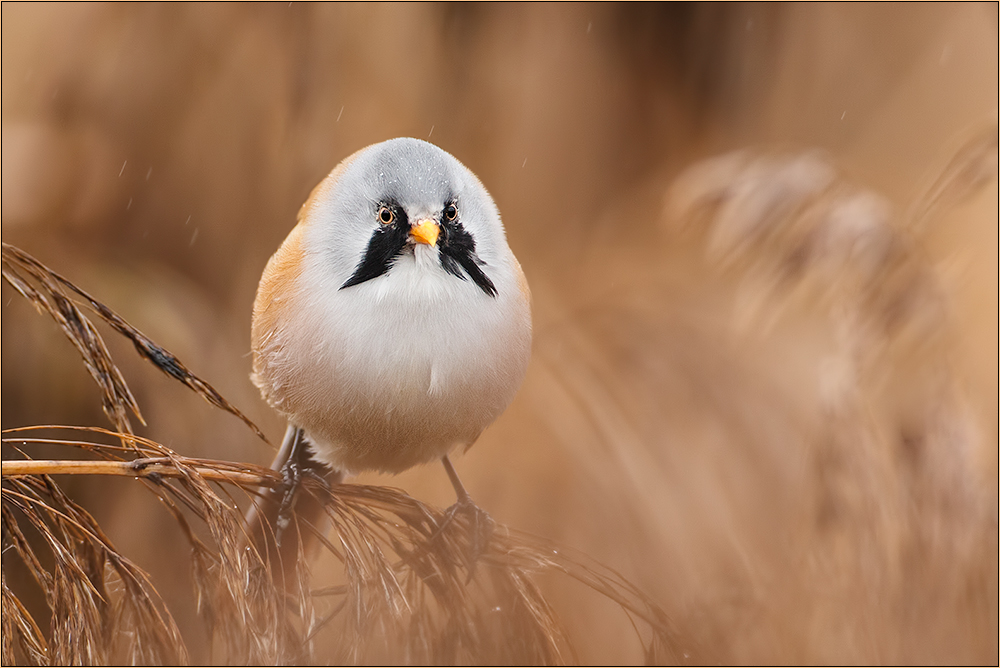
[274,428,330,548]
[274,455,302,548]
[434,493,495,578]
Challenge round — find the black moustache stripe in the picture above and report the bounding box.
[340,203,498,298]
[438,220,498,298]
[340,204,410,289]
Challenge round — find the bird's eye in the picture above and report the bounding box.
[443,203,458,221]
[378,206,395,225]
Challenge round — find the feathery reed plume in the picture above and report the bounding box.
[2,243,681,664]
[668,135,998,510]
[2,461,188,664]
[658,135,997,661]
[2,243,268,443]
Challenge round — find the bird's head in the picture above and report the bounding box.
[305,138,504,298]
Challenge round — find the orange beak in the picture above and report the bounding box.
[409,219,440,247]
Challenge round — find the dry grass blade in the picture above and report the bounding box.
[275,479,683,664]
[1,243,269,444]
[909,125,999,232]
[2,474,188,665]
[1,246,141,435]
[2,571,49,666]
[158,453,304,664]
[3,426,303,664]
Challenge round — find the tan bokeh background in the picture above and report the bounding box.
[3,4,997,663]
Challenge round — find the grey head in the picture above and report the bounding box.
[326,138,505,297]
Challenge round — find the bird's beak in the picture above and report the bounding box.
[409,219,440,247]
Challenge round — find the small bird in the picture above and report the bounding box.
[251,138,532,513]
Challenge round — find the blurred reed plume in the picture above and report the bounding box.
[1,242,679,664]
[530,132,997,663]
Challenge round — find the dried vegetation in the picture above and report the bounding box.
[1,242,679,664]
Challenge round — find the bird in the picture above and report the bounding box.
[249,137,532,532]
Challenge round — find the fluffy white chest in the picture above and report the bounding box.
[259,245,530,473]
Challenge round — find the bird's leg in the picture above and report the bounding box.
[442,453,472,504]
[275,426,309,546]
[274,426,343,546]
[438,455,495,571]
[245,424,342,591]
[245,424,301,539]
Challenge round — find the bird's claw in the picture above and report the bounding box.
[434,494,495,579]
[274,456,302,547]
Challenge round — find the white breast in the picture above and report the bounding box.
[256,240,531,474]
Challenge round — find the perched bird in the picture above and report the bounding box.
[251,137,532,511]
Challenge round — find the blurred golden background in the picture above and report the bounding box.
[3,3,997,664]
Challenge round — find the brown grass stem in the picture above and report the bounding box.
[2,459,274,487]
